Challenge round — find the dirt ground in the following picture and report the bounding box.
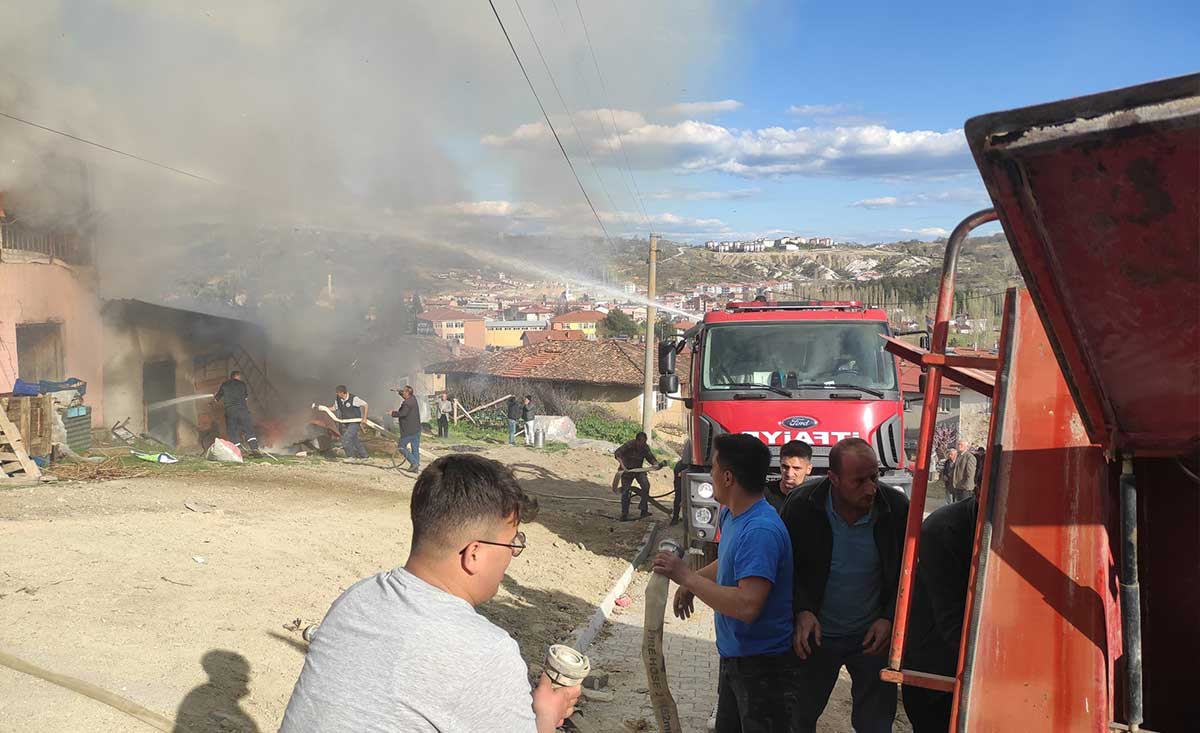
[0,439,668,732]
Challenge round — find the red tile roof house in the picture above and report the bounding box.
[425,339,691,428]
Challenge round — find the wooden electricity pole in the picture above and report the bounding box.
[642,234,658,441]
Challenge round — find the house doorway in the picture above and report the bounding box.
[15,322,64,382]
[143,360,177,446]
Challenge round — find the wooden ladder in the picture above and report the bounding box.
[0,409,41,480]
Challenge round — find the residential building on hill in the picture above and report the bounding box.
[549,310,606,340]
[415,308,485,350]
[484,319,548,350]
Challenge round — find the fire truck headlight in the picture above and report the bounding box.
[694,507,714,525]
[696,482,714,499]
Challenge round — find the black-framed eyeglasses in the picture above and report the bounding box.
[459,531,526,557]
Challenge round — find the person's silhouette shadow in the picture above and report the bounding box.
[174,650,261,733]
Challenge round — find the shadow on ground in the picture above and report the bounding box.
[173,650,261,733]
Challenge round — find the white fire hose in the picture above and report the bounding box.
[312,403,390,433]
[643,538,684,733]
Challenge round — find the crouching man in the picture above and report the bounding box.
[281,454,579,732]
[652,433,799,732]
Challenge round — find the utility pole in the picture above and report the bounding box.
[642,234,658,441]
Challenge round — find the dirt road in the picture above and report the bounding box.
[0,442,668,732]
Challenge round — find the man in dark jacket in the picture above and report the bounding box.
[902,495,978,732]
[214,371,259,454]
[615,432,666,521]
[779,437,909,732]
[505,397,522,445]
[764,440,813,512]
[391,386,423,471]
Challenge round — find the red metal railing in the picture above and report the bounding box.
[880,208,999,692]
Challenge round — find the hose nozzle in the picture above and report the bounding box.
[544,644,590,688]
[658,538,684,558]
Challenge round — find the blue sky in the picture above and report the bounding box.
[473,0,1199,243]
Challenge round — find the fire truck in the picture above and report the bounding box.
[657,299,912,560]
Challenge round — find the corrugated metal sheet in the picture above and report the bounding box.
[64,408,92,453]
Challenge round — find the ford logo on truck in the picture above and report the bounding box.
[781,415,818,429]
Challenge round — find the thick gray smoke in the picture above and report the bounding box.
[0,1,725,409]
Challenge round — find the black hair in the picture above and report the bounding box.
[780,440,813,462]
[635,431,648,441]
[524,395,533,401]
[229,370,242,379]
[829,437,875,474]
[713,433,770,493]
[336,384,348,393]
[411,454,539,552]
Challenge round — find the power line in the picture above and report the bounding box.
[0,110,219,185]
[573,0,651,225]
[509,0,629,233]
[547,0,650,232]
[487,0,615,245]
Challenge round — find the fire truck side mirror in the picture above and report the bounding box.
[919,334,931,350]
[658,341,677,375]
[659,374,679,395]
[918,373,928,394]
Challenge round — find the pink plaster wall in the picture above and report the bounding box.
[0,262,105,423]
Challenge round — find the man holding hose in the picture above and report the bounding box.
[652,433,800,731]
[282,454,579,731]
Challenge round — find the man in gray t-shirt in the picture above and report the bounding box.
[281,455,579,732]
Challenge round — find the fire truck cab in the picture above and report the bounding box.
[659,299,911,559]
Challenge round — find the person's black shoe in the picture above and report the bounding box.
[670,516,681,526]
[639,511,652,519]
[619,514,634,522]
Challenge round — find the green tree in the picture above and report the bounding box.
[600,308,640,338]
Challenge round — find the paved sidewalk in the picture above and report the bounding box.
[580,570,913,732]
[582,570,718,732]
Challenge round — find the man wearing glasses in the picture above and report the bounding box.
[282,454,580,732]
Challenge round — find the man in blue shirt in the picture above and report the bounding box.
[653,433,799,732]
[779,437,909,732]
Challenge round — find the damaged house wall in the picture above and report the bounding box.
[0,260,105,413]
[101,299,275,449]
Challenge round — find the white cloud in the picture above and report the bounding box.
[450,200,731,236]
[485,114,971,179]
[645,187,761,201]
[850,189,989,208]
[660,100,743,117]
[451,200,554,219]
[901,227,950,237]
[786,104,846,116]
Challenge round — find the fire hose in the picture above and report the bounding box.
[0,648,174,731]
[643,538,684,733]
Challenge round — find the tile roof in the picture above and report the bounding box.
[419,308,484,322]
[426,338,690,388]
[550,309,607,324]
[523,329,585,344]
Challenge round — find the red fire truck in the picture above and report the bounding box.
[658,299,912,561]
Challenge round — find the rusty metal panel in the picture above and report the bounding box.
[965,73,1200,454]
[956,290,1116,731]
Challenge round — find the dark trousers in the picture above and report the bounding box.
[620,472,650,517]
[341,422,368,458]
[437,414,449,438]
[224,406,258,449]
[793,633,896,733]
[902,684,952,733]
[716,654,803,732]
[397,432,420,469]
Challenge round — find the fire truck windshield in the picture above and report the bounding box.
[702,321,897,393]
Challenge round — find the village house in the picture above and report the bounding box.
[549,310,605,340]
[426,338,691,428]
[415,308,486,350]
[484,319,549,350]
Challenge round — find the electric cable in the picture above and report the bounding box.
[0,111,218,185]
[487,0,616,246]
[572,0,652,225]
[510,0,629,235]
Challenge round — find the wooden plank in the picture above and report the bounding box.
[0,452,18,461]
[0,409,40,478]
[18,398,31,454]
